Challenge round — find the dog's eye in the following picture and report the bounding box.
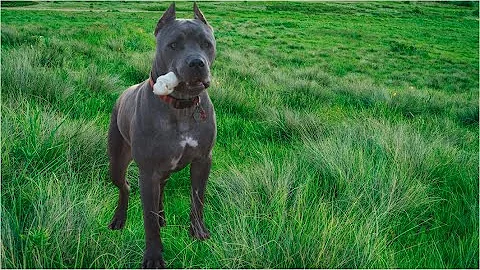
[202,41,211,49]
[168,42,177,49]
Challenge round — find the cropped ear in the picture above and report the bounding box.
[193,2,209,25]
[154,2,176,36]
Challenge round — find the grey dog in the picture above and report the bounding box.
[107,3,216,268]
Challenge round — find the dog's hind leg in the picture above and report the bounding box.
[108,105,132,230]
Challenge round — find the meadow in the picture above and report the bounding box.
[1,1,479,268]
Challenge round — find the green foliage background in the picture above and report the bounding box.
[1,1,478,268]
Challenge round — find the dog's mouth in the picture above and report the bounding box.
[183,79,210,92]
[171,69,211,95]
[187,79,209,88]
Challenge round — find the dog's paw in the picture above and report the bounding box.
[108,214,126,230]
[143,248,165,269]
[189,222,210,240]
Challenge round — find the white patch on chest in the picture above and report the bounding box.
[170,135,198,170]
[179,136,198,148]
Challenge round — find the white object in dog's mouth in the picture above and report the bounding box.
[153,72,179,95]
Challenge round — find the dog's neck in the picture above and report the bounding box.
[148,75,200,109]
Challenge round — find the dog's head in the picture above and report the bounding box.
[153,3,216,96]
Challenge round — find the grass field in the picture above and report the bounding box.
[1,1,479,268]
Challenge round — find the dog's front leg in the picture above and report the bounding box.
[139,169,165,268]
[189,155,211,240]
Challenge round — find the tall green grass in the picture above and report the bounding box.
[1,1,478,268]
[207,118,478,268]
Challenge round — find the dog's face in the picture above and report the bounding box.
[154,3,216,96]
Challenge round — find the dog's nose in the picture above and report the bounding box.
[188,58,205,68]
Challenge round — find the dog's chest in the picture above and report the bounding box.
[169,133,199,170]
[131,96,214,171]
[166,115,206,170]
